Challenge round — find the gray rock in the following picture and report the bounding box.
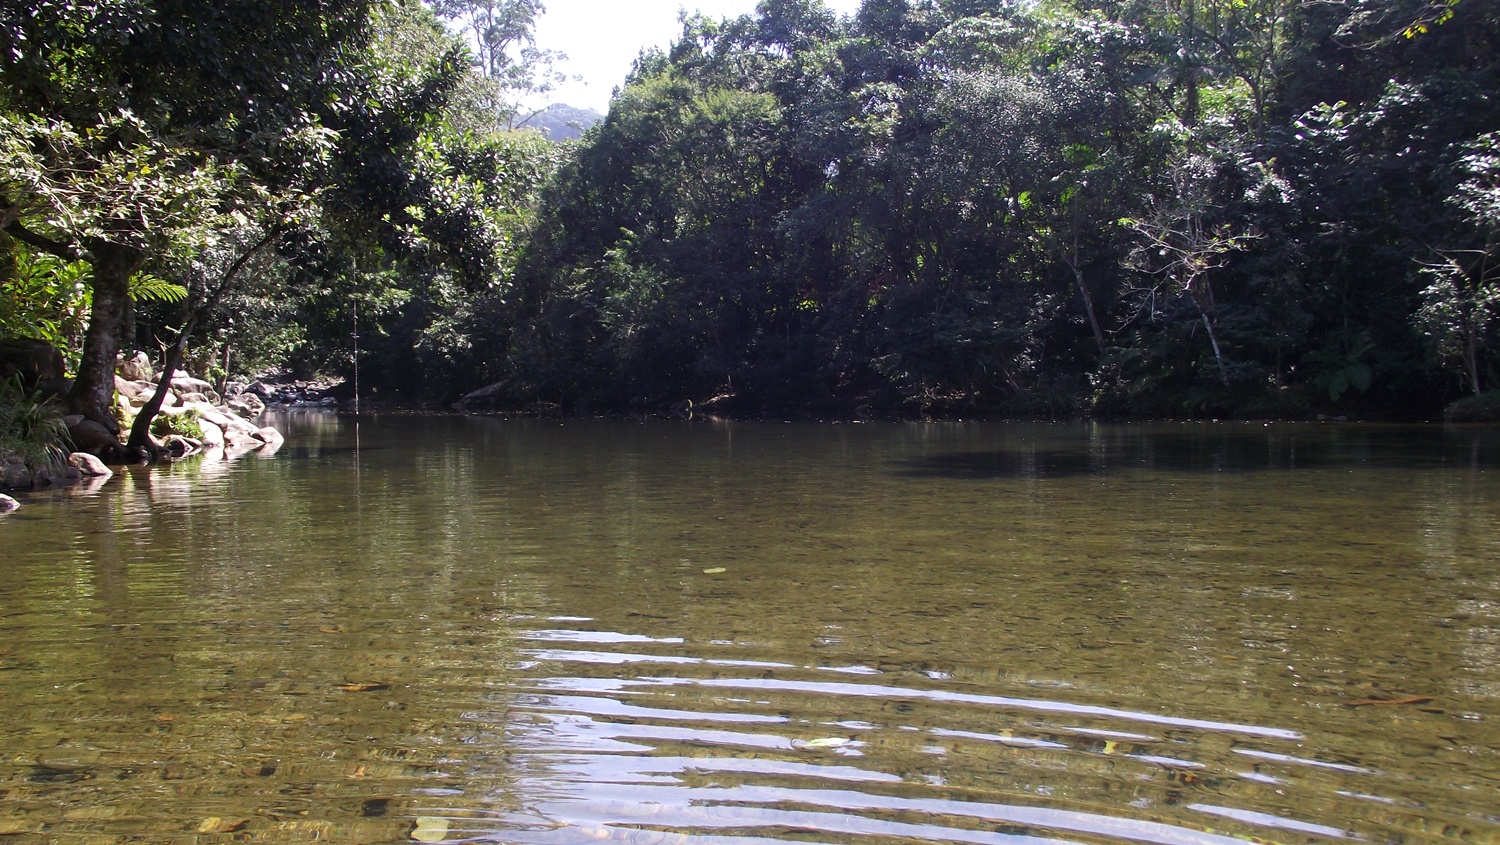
[193,406,236,429]
[0,461,27,491]
[225,429,262,449]
[0,494,18,513]
[116,350,154,382]
[0,338,66,389]
[69,419,119,455]
[222,414,262,437]
[160,435,195,457]
[227,393,266,418]
[169,376,220,403]
[253,426,285,449]
[198,419,225,448]
[67,452,113,479]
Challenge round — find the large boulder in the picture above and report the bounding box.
[69,419,119,455]
[0,338,65,391]
[227,393,266,418]
[117,351,154,383]
[169,372,220,403]
[114,376,143,400]
[198,419,225,448]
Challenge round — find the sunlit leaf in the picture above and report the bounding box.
[794,737,850,749]
[412,816,450,842]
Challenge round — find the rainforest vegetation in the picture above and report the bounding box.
[3,0,1500,426]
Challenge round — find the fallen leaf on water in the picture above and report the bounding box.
[319,626,344,634]
[35,749,102,772]
[196,818,251,833]
[412,816,450,842]
[702,567,727,574]
[1345,696,1435,707]
[793,737,850,749]
[339,682,391,693]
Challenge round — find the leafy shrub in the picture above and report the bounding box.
[0,374,71,473]
[151,409,205,440]
[1444,392,1500,423]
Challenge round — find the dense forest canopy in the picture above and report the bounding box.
[3,0,1499,424]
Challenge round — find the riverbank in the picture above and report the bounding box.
[0,351,287,499]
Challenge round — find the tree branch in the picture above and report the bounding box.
[1,217,82,262]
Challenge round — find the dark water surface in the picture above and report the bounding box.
[2,415,1498,845]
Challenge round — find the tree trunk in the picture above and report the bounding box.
[124,230,277,453]
[126,324,193,455]
[1465,314,1483,396]
[1073,265,1107,356]
[1202,311,1229,386]
[68,243,144,430]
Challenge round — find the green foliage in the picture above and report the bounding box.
[485,0,1500,419]
[5,0,1497,420]
[151,409,204,441]
[0,245,91,357]
[0,374,71,474]
[1444,390,1500,422]
[128,274,189,305]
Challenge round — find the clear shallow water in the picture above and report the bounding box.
[1,415,1498,845]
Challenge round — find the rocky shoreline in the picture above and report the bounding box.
[1,350,290,505]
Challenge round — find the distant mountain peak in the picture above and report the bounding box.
[521,103,604,142]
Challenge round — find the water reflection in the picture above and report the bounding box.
[0,416,1497,844]
[894,423,1500,479]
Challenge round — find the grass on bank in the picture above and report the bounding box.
[0,374,71,476]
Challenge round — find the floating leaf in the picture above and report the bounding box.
[793,737,850,749]
[197,818,250,833]
[1345,696,1434,707]
[339,682,390,693]
[702,567,727,574]
[412,816,450,842]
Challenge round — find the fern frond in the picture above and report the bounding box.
[129,273,190,304]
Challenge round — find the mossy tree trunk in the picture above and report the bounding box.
[67,242,144,431]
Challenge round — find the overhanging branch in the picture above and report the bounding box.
[1,216,81,262]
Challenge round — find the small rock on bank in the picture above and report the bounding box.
[67,453,113,480]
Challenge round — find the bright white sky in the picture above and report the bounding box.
[530,0,865,112]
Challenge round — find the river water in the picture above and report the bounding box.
[1,414,1498,845]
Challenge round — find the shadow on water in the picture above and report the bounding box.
[892,424,1500,479]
